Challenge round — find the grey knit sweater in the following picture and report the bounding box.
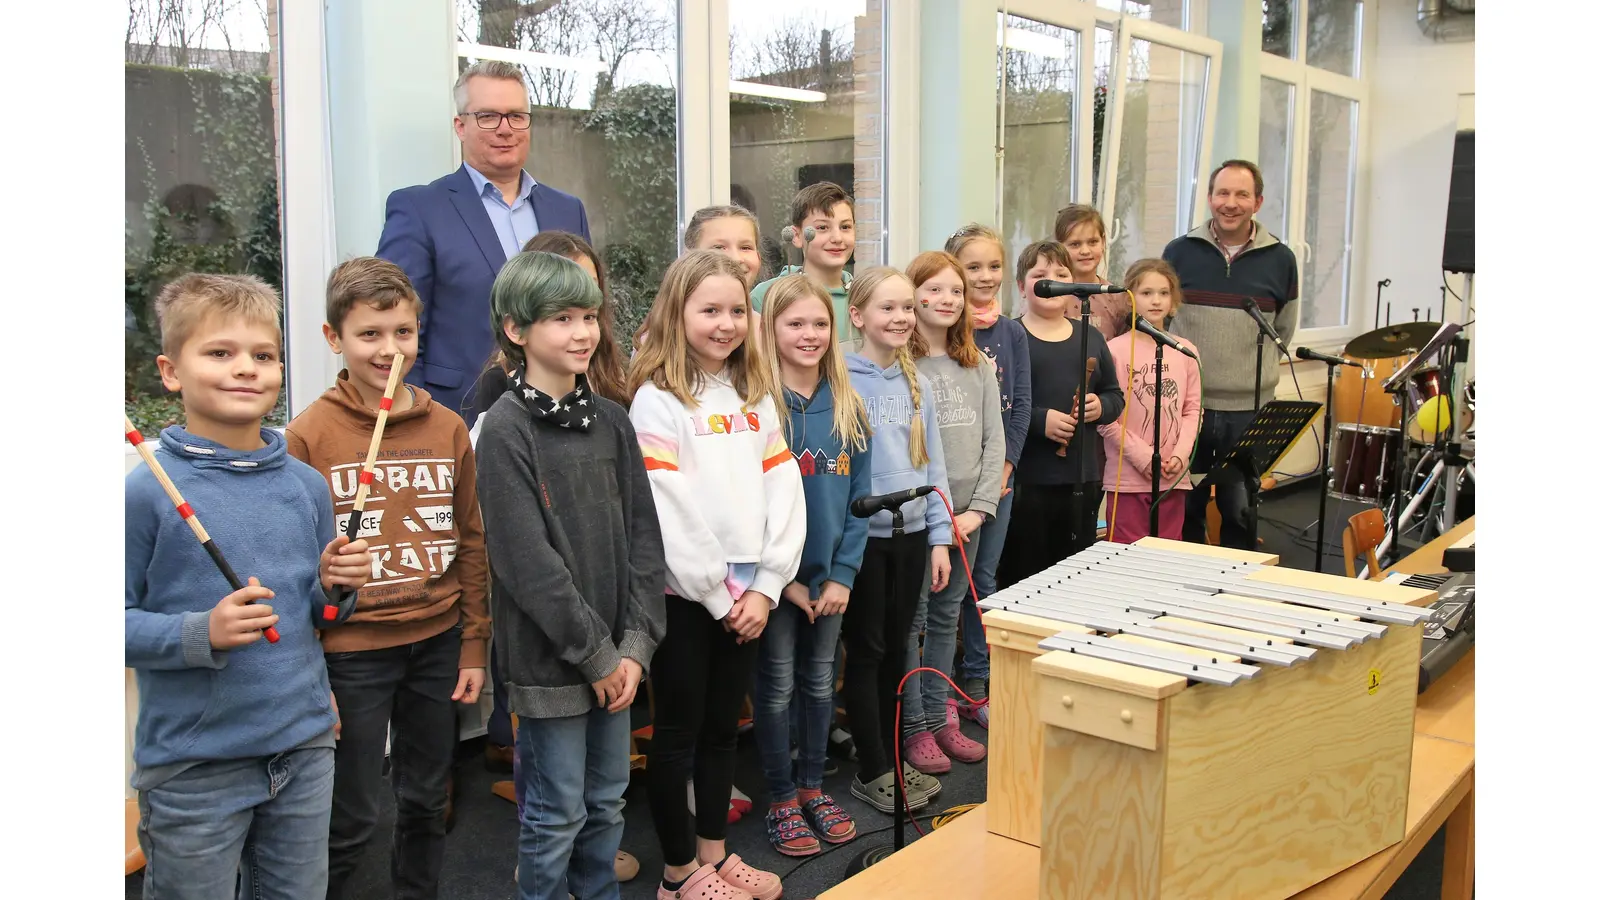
[1163,221,1300,411]
[475,391,666,719]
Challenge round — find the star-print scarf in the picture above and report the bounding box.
[508,367,595,432]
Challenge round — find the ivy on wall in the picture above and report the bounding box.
[582,83,677,353]
[125,64,283,437]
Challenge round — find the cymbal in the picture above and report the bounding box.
[1344,322,1443,360]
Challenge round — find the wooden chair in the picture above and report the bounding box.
[1342,508,1387,579]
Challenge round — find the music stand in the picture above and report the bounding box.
[1196,400,1322,550]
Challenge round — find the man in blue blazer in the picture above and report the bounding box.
[377,60,591,425]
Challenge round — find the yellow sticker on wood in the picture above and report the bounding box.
[1367,668,1382,695]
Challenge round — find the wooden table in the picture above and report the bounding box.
[820,518,1475,900]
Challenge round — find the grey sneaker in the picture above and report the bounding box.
[900,761,942,803]
[851,769,929,814]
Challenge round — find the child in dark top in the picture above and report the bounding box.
[944,223,1032,726]
[996,240,1126,589]
[474,251,667,900]
[126,273,372,900]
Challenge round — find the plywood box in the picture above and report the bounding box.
[1030,617,1423,900]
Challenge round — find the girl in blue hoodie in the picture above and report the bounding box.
[752,274,873,857]
[841,266,954,815]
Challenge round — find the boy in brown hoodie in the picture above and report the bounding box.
[286,256,489,900]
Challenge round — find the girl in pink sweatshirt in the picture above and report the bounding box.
[1099,258,1203,541]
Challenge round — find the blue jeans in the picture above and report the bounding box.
[515,706,632,900]
[902,527,981,735]
[1184,409,1256,549]
[962,481,1014,682]
[754,599,846,802]
[137,746,335,900]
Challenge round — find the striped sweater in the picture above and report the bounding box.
[629,373,807,620]
[1163,221,1300,411]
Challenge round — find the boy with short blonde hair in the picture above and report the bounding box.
[126,272,372,900]
[285,256,490,899]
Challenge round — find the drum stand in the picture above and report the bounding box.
[1439,273,1473,530]
[1363,451,1474,578]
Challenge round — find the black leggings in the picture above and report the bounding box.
[840,531,928,782]
[996,482,1103,590]
[645,595,759,867]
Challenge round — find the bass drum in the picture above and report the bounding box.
[1333,355,1404,429]
[1329,424,1402,504]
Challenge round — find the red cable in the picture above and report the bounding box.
[891,486,988,838]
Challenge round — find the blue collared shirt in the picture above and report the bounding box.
[464,163,539,260]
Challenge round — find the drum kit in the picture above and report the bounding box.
[1329,319,1475,569]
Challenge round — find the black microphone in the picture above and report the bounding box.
[1033,280,1125,298]
[1240,296,1290,357]
[1134,317,1198,360]
[850,485,936,518]
[1295,346,1359,367]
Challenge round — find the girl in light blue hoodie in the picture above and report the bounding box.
[840,266,954,815]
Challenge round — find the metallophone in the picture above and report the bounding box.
[978,537,1440,900]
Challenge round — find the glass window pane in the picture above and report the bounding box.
[728,2,885,287]
[457,0,678,351]
[125,1,285,437]
[998,14,1080,313]
[1306,0,1363,77]
[1092,26,1116,207]
[1257,77,1295,241]
[1262,0,1296,59]
[1303,90,1358,329]
[1099,1,1188,29]
[1107,39,1209,279]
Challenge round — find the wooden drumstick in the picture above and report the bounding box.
[124,416,280,644]
[322,354,407,623]
[1058,357,1098,457]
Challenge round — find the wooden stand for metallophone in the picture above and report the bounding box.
[981,537,1440,900]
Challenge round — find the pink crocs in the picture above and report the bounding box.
[659,865,752,900]
[902,729,951,774]
[935,699,988,762]
[714,853,782,900]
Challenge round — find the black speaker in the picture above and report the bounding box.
[1441,130,1474,274]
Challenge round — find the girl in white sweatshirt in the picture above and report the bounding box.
[628,250,806,900]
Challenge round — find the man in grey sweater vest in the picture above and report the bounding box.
[1164,160,1300,550]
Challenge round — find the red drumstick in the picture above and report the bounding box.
[324,353,407,623]
[125,416,280,644]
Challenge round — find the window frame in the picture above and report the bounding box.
[1258,15,1371,353]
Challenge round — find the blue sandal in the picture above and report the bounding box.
[765,803,820,857]
[800,792,857,844]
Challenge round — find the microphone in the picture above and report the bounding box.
[1295,346,1359,367]
[1134,317,1198,360]
[1240,296,1290,357]
[1033,280,1125,298]
[850,485,936,518]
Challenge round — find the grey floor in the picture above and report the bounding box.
[127,481,1461,899]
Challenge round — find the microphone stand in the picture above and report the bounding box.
[1150,339,1164,540]
[1311,357,1342,573]
[1075,294,1096,549]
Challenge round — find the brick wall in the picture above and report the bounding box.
[852,0,885,267]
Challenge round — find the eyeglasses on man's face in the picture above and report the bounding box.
[465,110,532,131]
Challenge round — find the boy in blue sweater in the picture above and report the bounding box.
[126,273,372,900]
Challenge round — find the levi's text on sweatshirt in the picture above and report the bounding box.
[125,426,337,787]
[630,372,807,620]
[285,372,491,669]
[845,354,954,545]
[784,380,873,598]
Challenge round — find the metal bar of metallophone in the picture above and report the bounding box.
[1066,551,1253,580]
[1017,583,1359,650]
[1073,543,1259,571]
[1037,557,1432,626]
[1037,632,1260,686]
[1058,547,1433,624]
[980,596,1309,667]
[1011,574,1384,642]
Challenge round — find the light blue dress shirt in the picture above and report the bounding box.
[464,163,540,260]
